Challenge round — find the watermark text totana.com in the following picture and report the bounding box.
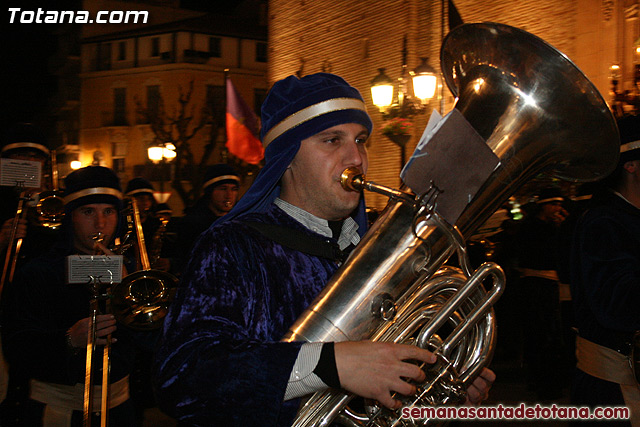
[8,7,148,24]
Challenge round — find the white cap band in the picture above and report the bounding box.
[64,187,123,204]
[262,98,368,147]
[204,174,240,189]
[621,139,640,153]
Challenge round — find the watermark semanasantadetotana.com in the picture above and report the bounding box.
[8,7,148,24]
[401,403,631,421]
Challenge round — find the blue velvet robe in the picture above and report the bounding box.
[570,190,640,412]
[153,204,343,426]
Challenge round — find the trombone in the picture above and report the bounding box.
[82,197,178,426]
[111,198,178,330]
[36,149,65,229]
[0,188,30,297]
[0,149,65,295]
[83,232,114,427]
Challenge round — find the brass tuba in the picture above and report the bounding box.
[283,22,619,427]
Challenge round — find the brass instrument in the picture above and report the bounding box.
[83,232,113,427]
[110,198,178,330]
[284,22,619,427]
[150,215,169,269]
[36,149,65,229]
[0,151,65,294]
[0,190,29,299]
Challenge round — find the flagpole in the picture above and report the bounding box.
[440,0,445,114]
[223,68,230,163]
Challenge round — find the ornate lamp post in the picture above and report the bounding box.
[370,36,438,168]
[147,142,176,199]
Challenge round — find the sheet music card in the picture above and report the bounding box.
[400,108,500,225]
[0,158,42,188]
[66,255,123,285]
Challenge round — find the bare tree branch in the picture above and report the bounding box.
[135,79,216,208]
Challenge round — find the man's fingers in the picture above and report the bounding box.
[478,367,496,384]
[95,337,118,346]
[396,345,437,365]
[377,393,402,410]
[94,241,113,255]
[466,385,482,404]
[391,378,416,397]
[397,362,426,383]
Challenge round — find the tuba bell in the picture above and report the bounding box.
[283,22,619,427]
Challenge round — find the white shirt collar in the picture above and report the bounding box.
[274,198,360,250]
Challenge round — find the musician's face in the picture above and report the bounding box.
[133,194,154,216]
[209,183,239,216]
[72,203,119,254]
[281,122,369,221]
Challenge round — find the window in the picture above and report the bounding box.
[113,158,125,174]
[98,42,111,71]
[256,42,267,63]
[209,37,221,58]
[118,41,126,61]
[205,85,225,126]
[254,88,267,118]
[147,85,160,117]
[151,37,160,57]
[113,88,127,126]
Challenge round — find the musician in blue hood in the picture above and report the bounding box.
[153,73,494,426]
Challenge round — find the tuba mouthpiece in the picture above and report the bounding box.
[340,167,365,192]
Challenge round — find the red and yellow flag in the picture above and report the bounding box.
[226,78,263,165]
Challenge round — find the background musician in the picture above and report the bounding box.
[153,73,494,426]
[124,177,170,273]
[514,186,570,401]
[0,123,59,275]
[1,166,154,426]
[0,122,60,422]
[174,163,240,276]
[570,114,640,425]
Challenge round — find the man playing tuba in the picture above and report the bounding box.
[153,73,494,426]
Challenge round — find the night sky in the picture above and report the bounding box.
[4,2,59,130]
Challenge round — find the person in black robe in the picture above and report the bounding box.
[174,164,239,275]
[2,166,156,426]
[571,114,640,425]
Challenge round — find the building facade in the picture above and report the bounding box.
[78,0,268,212]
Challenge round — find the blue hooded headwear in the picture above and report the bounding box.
[216,72,373,236]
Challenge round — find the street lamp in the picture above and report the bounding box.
[147,142,176,197]
[411,57,438,101]
[370,68,394,109]
[369,38,438,117]
[370,37,439,169]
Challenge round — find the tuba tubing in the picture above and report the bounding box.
[283,22,620,427]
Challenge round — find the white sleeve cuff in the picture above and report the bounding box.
[284,342,329,401]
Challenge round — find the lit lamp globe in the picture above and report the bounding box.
[163,143,176,160]
[148,146,164,163]
[370,68,394,109]
[412,58,437,101]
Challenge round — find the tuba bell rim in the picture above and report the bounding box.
[441,21,619,183]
